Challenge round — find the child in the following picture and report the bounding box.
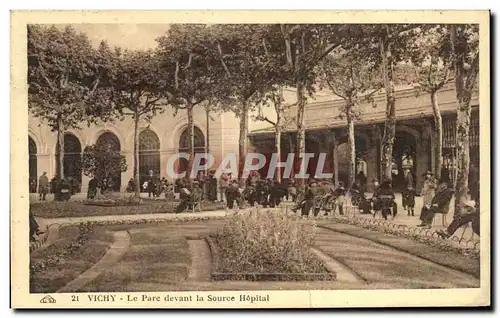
[402,185,416,216]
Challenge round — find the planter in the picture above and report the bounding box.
[205,236,336,282]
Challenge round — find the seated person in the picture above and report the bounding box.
[226,180,243,209]
[269,180,287,208]
[298,181,319,217]
[29,211,43,242]
[372,179,397,219]
[126,178,135,193]
[175,181,203,213]
[287,181,297,202]
[256,179,271,207]
[437,198,479,239]
[418,176,454,228]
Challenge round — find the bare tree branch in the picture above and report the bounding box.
[217,42,231,77]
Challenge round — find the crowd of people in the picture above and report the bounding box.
[34,171,81,201]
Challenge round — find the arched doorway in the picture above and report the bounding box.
[29,136,37,193]
[392,130,417,192]
[96,132,122,191]
[139,129,160,189]
[178,126,206,175]
[56,133,82,191]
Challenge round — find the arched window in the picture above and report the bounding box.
[178,126,205,174]
[56,133,82,191]
[29,136,37,193]
[96,132,122,191]
[139,129,160,189]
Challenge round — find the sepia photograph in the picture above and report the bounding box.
[11,10,490,308]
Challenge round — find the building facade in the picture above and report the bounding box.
[28,107,242,192]
[248,82,480,193]
[28,82,480,194]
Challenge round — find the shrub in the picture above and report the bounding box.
[212,209,325,274]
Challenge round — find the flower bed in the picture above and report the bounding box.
[30,200,222,218]
[209,210,335,281]
[29,223,114,293]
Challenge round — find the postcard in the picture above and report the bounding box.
[11,10,490,308]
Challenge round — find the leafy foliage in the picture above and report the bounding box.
[81,142,127,181]
[111,49,168,121]
[28,25,115,130]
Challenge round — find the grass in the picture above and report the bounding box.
[30,225,114,293]
[29,200,223,218]
[80,227,192,292]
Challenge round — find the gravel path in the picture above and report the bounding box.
[313,227,480,289]
[187,240,212,282]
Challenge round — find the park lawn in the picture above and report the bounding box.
[80,221,219,292]
[30,200,223,218]
[30,226,115,293]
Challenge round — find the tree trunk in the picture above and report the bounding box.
[275,125,281,182]
[295,78,306,184]
[57,114,65,180]
[133,113,140,198]
[380,34,396,182]
[430,90,443,179]
[347,103,356,189]
[332,131,339,186]
[187,104,195,178]
[205,108,210,154]
[238,99,249,179]
[454,96,471,218]
[450,24,477,218]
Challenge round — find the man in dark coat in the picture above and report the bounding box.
[87,177,98,199]
[372,179,397,220]
[206,172,218,202]
[418,177,454,228]
[226,180,243,209]
[300,181,319,217]
[269,180,286,208]
[38,171,49,201]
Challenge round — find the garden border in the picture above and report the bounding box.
[205,236,337,282]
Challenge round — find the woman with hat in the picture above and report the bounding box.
[421,171,437,211]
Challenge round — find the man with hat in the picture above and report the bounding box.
[38,171,49,201]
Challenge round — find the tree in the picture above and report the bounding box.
[28,25,114,179]
[318,47,382,189]
[254,85,295,182]
[276,24,349,183]
[156,25,224,178]
[364,25,421,182]
[81,142,127,183]
[410,26,453,179]
[210,24,285,178]
[449,24,479,215]
[111,49,168,197]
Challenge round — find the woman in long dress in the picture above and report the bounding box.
[421,171,437,209]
